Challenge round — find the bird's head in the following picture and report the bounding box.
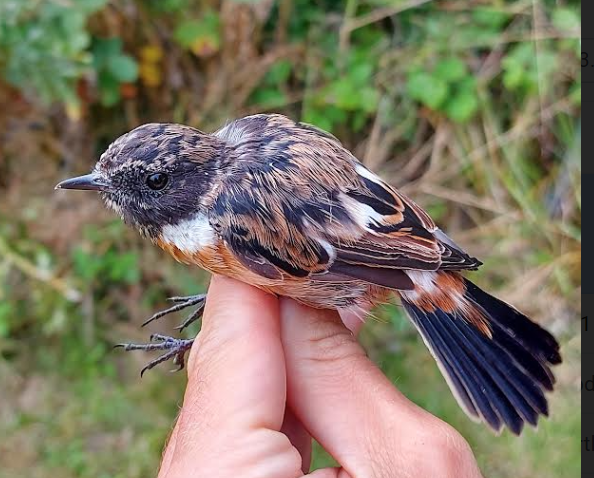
[56,123,221,238]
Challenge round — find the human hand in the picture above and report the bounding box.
[157,276,483,478]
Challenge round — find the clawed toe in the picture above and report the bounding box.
[119,293,205,375]
[174,306,205,332]
[141,293,206,328]
[116,334,194,376]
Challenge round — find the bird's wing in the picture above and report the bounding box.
[209,115,480,290]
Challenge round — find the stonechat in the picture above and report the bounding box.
[56,114,561,435]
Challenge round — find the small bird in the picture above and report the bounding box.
[56,114,561,435]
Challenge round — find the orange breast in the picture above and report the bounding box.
[155,236,392,310]
[156,236,285,288]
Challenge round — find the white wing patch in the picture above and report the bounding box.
[355,163,384,186]
[400,271,438,301]
[161,213,216,253]
[340,192,384,232]
[318,238,337,263]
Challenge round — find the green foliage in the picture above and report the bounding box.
[0,0,580,131]
[502,43,558,94]
[0,0,106,107]
[0,301,12,338]
[304,48,381,132]
[250,60,293,108]
[551,7,581,32]
[92,38,139,106]
[72,223,140,287]
[471,8,510,29]
[407,59,479,123]
[407,71,448,110]
[72,247,140,285]
[146,0,190,13]
[174,11,221,57]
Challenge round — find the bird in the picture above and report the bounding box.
[56,113,561,435]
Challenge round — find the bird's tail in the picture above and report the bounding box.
[399,271,561,435]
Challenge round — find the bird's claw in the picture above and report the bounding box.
[115,334,194,377]
[141,293,206,330]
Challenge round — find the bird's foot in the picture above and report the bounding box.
[142,293,206,331]
[115,334,195,376]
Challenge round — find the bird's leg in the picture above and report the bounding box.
[115,333,195,376]
[142,293,206,331]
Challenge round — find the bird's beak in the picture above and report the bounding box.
[55,173,112,192]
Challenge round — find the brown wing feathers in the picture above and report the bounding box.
[211,114,480,289]
[337,174,443,272]
[339,169,482,273]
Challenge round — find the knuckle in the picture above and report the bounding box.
[301,320,365,364]
[244,430,303,478]
[419,422,478,477]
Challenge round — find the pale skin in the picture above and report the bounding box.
[158,276,484,478]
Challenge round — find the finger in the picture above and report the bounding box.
[280,407,312,474]
[280,298,482,478]
[338,308,367,335]
[158,415,181,478]
[171,276,286,453]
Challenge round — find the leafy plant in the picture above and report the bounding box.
[249,60,293,109]
[174,10,221,58]
[304,47,381,132]
[92,38,139,106]
[407,57,479,123]
[502,42,558,95]
[72,224,140,287]
[0,0,107,108]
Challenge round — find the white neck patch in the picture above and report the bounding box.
[160,213,216,253]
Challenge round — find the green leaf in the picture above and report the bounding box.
[349,62,374,85]
[455,26,501,48]
[502,62,523,90]
[250,88,288,107]
[72,248,102,281]
[107,54,138,82]
[406,72,448,110]
[97,70,121,106]
[351,111,367,132]
[569,83,581,105]
[359,87,379,113]
[266,60,292,84]
[434,58,467,83]
[445,90,478,123]
[174,12,220,55]
[100,87,121,107]
[328,79,359,110]
[92,38,123,68]
[174,20,205,48]
[472,8,510,29]
[146,0,188,12]
[502,43,557,94]
[552,8,580,32]
[458,76,477,91]
[302,109,334,134]
[107,252,140,284]
[0,302,13,338]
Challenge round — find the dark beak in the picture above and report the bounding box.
[55,173,111,192]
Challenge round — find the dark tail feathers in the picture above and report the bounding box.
[401,278,561,435]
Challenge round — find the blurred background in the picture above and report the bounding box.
[0,1,581,477]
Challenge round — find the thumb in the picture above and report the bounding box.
[160,276,288,477]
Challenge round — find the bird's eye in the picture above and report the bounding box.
[146,173,168,190]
